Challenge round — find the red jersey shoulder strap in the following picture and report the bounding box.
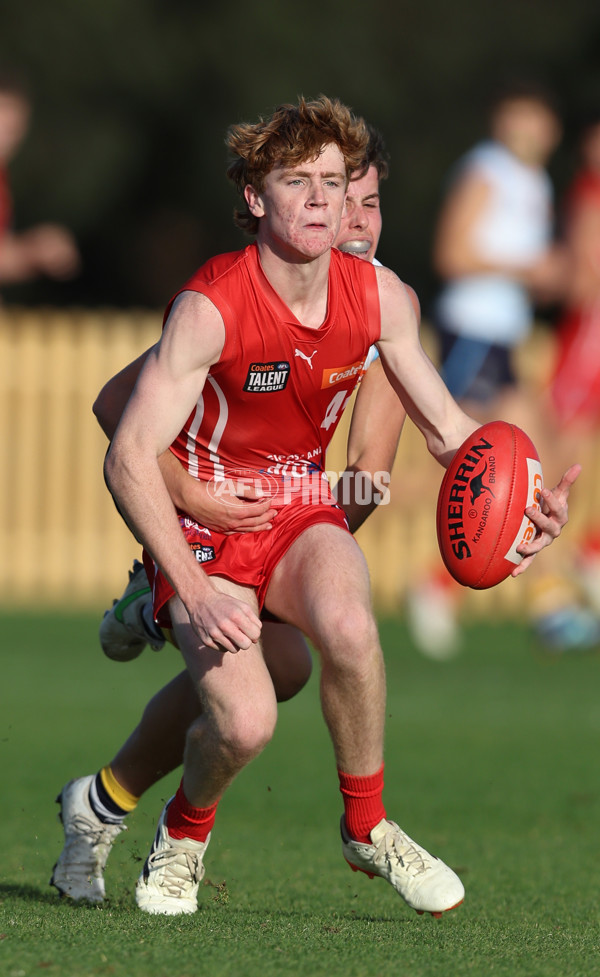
[331,249,381,345]
[361,258,381,345]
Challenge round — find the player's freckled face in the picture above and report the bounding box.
[246,143,348,260]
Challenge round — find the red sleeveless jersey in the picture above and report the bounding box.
[166,243,380,493]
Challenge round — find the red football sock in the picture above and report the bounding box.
[338,764,386,843]
[166,781,219,842]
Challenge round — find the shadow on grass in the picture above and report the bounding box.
[198,904,405,925]
[0,882,93,906]
[0,882,140,912]
[0,882,412,926]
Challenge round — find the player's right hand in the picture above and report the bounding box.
[189,591,262,654]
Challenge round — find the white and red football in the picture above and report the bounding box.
[436,421,544,589]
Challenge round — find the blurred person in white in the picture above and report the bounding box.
[0,70,80,290]
[408,79,598,657]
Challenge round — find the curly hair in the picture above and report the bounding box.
[226,95,369,235]
[352,123,390,184]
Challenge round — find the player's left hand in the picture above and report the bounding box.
[512,463,581,576]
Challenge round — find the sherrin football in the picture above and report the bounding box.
[436,421,544,589]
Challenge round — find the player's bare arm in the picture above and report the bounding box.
[375,264,479,465]
[95,346,275,533]
[104,291,262,653]
[433,172,565,296]
[336,356,406,533]
[0,225,80,283]
[93,351,149,440]
[433,173,494,279]
[375,265,578,560]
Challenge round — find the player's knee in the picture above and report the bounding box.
[321,601,378,659]
[207,699,278,764]
[226,711,277,762]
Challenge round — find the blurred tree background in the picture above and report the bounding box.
[2,0,600,311]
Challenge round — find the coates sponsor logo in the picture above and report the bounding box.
[504,459,543,566]
[206,468,279,508]
[443,435,494,561]
[321,359,365,388]
[243,361,290,393]
[191,543,216,563]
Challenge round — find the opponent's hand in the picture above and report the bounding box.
[160,452,277,533]
[512,464,581,576]
[189,590,262,653]
[206,480,277,534]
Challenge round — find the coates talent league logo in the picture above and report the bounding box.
[243,361,290,393]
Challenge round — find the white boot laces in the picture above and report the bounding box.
[374,824,429,877]
[66,814,125,847]
[147,844,204,897]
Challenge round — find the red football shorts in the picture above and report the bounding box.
[143,495,350,630]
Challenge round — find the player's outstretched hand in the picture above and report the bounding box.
[189,591,262,654]
[512,464,581,576]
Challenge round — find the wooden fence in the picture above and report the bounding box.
[0,307,595,616]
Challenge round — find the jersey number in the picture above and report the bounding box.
[321,390,351,431]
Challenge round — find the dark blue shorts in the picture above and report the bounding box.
[436,325,517,403]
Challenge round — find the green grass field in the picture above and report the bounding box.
[3,611,600,977]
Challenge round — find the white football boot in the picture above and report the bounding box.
[50,776,125,902]
[135,800,210,915]
[341,817,464,917]
[99,560,164,661]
